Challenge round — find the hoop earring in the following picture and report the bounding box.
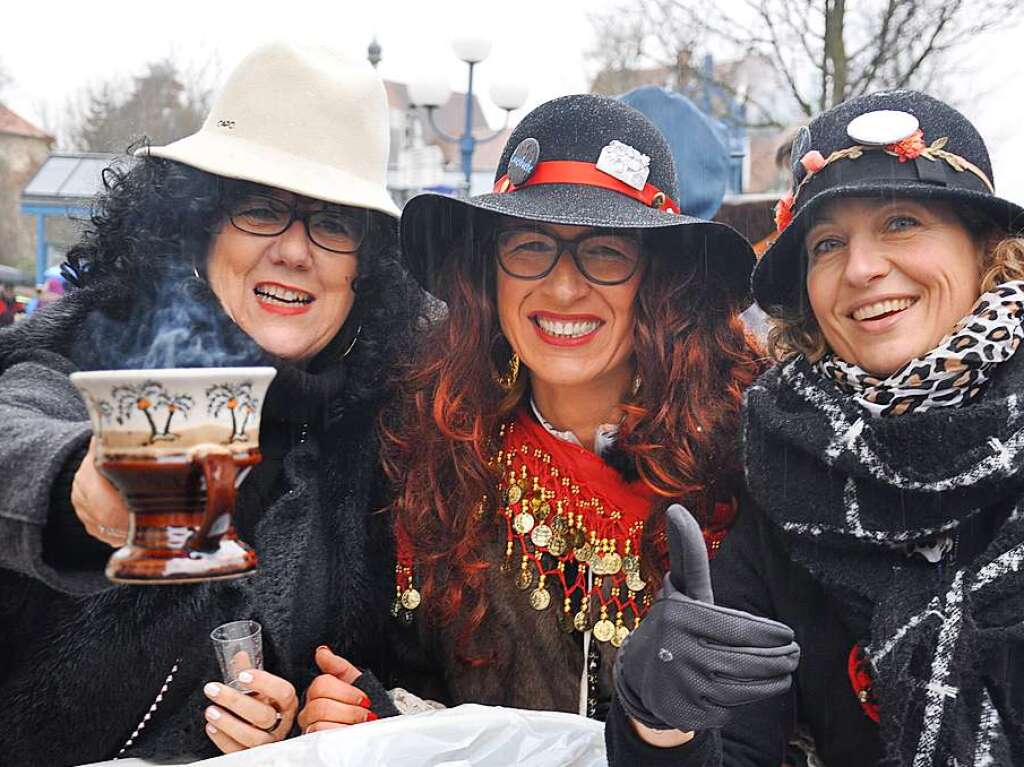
[191,256,206,285]
[342,325,362,358]
[496,353,520,391]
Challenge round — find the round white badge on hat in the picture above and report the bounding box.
[846,110,920,146]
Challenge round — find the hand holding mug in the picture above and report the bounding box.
[70,437,130,547]
[298,646,377,734]
[613,504,800,735]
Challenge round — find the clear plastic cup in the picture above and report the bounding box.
[210,620,263,693]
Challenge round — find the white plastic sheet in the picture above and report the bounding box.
[80,705,609,767]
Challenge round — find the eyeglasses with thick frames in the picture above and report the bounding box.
[495,227,643,286]
[227,194,368,254]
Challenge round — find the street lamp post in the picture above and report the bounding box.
[408,36,527,194]
[367,37,382,69]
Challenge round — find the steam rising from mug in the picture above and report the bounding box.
[83,258,267,370]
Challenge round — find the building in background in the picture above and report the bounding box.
[13,89,508,287]
[0,104,53,276]
[21,153,111,285]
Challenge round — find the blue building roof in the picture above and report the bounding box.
[22,152,117,205]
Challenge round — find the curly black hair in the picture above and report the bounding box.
[64,151,426,411]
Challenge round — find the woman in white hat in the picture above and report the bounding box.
[0,44,422,763]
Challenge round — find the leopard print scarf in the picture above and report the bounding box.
[816,281,1024,417]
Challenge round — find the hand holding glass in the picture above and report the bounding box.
[211,620,263,692]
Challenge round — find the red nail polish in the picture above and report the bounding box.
[359,695,372,709]
[366,711,378,722]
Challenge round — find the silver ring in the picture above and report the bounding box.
[259,710,283,734]
[98,524,127,539]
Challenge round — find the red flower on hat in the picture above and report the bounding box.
[800,150,827,174]
[887,129,926,163]
[774,192,795,233]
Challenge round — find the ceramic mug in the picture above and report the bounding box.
[71,367,277,584]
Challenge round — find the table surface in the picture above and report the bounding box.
[78,704,609,767]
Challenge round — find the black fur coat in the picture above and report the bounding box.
[0,282,399,766]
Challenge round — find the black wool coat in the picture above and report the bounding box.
[701,495,1019,766]
[692,351,1024,767]
[0,283,399,766]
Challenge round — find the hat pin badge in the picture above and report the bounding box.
[507,138,541,187]
[596,140,650,191]
[846,110,920,146]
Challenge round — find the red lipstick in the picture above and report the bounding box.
[254,282,314,316]
[529,311,604,347]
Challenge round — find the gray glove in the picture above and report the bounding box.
[613,504,800,732]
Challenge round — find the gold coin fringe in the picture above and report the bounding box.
[393,422,654,647]
[493,422,652,647]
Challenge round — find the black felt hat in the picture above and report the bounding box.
[754,89,1024,315]
[400,94,754,300]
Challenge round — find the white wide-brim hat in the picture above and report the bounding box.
[139,42,399,218]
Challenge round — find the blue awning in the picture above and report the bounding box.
[20,152,117,286]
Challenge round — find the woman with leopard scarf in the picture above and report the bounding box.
[704,90,1024,767]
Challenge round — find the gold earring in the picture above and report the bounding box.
[497,353,520,391]
[630,371,642,397]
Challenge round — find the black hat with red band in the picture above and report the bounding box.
[400,94,755,301]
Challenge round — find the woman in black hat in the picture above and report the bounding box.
[714,89,1024,765]
[298,94,799,760]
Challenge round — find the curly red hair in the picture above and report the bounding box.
[381,217,763,662]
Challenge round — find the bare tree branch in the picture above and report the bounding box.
[587,0,1021,128]
[781,0,824,68]
[892,0,959,89]
[848,0,900,95]
[758,3,816,115]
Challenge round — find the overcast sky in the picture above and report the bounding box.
[3,0,1022,202]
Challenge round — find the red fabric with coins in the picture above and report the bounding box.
[501,409,659,639]
[493,160,680,214]
[508,407,655,524]
[395,408,733,640]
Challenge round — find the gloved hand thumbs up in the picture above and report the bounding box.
[614,502,801,733]
[665,504,714,603]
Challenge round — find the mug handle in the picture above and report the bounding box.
[186,452,237,553]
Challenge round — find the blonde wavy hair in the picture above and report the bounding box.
[766,210,1024,362]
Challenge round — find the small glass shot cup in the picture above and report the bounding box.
[210,620,263,694]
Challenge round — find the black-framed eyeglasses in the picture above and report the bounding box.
[495,227,643,286]
[227,194,368,254]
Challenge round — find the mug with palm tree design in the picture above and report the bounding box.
[71,367,276,584]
